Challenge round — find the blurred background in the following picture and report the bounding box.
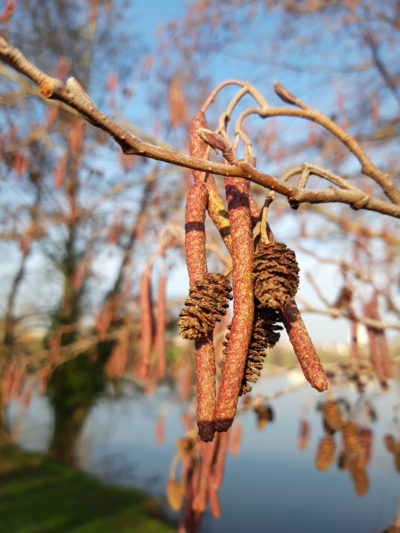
[0,1,399,532]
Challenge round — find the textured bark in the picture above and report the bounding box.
[281,299,328,392]
[185,182,216,441]
[215,176,254,431]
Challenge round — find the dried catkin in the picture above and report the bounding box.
[253,241,299,309]
[184,182,216,442]
[214,175,254,432]
[240,306,282,396]
[179,273,232,340]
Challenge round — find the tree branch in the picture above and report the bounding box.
[1,37,399,218]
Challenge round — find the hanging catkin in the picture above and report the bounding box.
[281,299,328,392]
[188,111,208,184]
[214,174,254,432]
[189,111,232,252]
[138,258,155,378]
[155,259,167,379]
[184,182,216,442]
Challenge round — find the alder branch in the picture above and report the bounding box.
[1,37,399,217]
[297,298,400,332]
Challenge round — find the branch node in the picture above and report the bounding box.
[351,193,371,210]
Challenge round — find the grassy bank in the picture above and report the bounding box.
[0,438,176,533]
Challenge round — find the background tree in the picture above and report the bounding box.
[0,1,185,462]
[0,0,399,460]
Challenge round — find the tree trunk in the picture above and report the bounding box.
[48,342,111,466]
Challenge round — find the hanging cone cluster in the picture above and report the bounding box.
[315,434,336,470]
[179,273,232,340]
[322,400,343,433]
[240,307,282,396]
[253,241,299,309]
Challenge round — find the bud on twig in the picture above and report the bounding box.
[273,80,298,106]
[196,128,235,163]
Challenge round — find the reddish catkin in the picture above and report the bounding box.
[188,111,208,183]
[281,300,328,392]
[192,439,219,513]
[189,111,232,252]
[155,259,167,379]
[363,295,388,386]
[138,257,155,379]
[185,182,216,441]
[366,291,393,380]
[210,431,230,489]
[214,176,254,432]
[229,422,243,456]
[348,305,361,373]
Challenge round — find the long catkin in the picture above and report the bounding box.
[155,259,167,378]
[185,182,216,441]
[281,299,328,392]
[214,175,254,431]
[138,258,154,378]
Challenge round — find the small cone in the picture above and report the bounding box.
[240,306,282,395]
[179,273,232,340]
[253,241,299,309]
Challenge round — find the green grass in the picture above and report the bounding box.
[0,439,176,533]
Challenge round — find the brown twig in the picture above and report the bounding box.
[1,37,398,216]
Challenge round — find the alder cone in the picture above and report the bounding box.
[179,273,232,340]
[253,242,299,309]
[315,434,336,471]
[240,307,282,396]
[322,401,343,433]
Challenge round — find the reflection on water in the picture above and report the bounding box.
[9,370,400,533]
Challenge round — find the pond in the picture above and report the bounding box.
[9,369,400,533]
